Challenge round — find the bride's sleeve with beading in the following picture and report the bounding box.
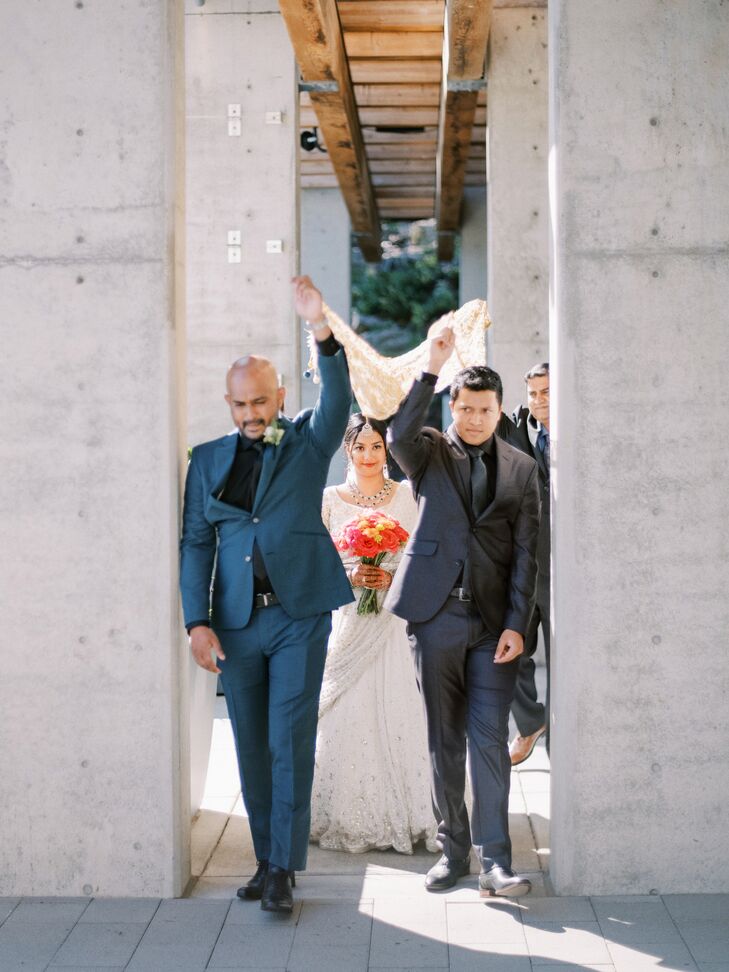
[321,487,333,532]
[324,489,358,571]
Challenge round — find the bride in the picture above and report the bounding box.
[310,413,437,854]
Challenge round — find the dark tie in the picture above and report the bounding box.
[538,429,550,470]
[250,440,269,583]
[467,447,489,518]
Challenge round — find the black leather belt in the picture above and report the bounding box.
[449,587,473,601]
[254,592,279,609]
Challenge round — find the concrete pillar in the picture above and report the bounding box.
[550,0,729,893]
[0,2,187,896]
[487,4,549,405]
[459,187,488,306]
[185,0,299,449]
[300,188,351,411]
[184,0,299,809]
[300,187,351,483]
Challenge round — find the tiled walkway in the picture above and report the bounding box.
[3,693,727,970]
[3,888,726,971]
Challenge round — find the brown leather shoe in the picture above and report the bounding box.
[509,725,546,766]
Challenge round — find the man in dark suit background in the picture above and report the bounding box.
[180,277,353,913]
[385,325,540,898]
[498,363,551,765]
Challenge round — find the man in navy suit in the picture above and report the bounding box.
[180,277,353,912]
[498,363,551,766]
[386,325,540,898]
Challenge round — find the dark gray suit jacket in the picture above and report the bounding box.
[498,407,550,597]
[384,378,541,637]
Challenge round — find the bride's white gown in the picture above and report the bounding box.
[310,480,438,854]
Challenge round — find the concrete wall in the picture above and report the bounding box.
[0,2,188,896]
[185,0,300,806]
[459,187,488,305]
[185,0,299,449]
[487,5,549,407]
[549,0,729,894]
[300,188,351,411]
[300,188,351,483]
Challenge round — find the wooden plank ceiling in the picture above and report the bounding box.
[284,0,490,262]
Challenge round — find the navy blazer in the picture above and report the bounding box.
[498,407,550,593]
[385,378,541,636]
[179,350,355,630]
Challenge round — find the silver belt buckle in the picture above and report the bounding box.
[456,588,472,601]
[260,592,272,607]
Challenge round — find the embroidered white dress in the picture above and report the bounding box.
[310,481,438,854]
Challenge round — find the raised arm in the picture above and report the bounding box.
[387,323,456,482]
[293,275,351,457]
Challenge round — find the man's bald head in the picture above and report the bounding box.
[226,355,279,394]
[225,355,286,440]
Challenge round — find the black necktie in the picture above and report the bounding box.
[250,440,269,583]
[538,429,550,471]
[468,447,489,518]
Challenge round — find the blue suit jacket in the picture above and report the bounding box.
[180,350,355,630]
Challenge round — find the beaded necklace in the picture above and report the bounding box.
[346,476,394,508]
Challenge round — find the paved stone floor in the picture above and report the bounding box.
[3,690,727,971]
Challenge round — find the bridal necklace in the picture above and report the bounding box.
[347,475,394,508]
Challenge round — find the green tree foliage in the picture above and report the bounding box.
[351,221,459,356]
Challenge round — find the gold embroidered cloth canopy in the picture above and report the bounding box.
[310,299,491,420]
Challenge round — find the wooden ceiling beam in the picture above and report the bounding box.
[362,129,438,145]
[279,0,381,261]
[349,58,442,84]
[366,145,437,161]
[301,105,440,128]
[301,84,441,109]
[302,173,445,190]
[354,83,441,107]
[379,206,435,217]
[344,31,443,59]
[372,172,437,187]
[377,187,435,200]
[369,158,437,173]
[436,0,493,260]
[338,2,445,32]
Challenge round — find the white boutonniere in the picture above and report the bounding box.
[263,419,285,446]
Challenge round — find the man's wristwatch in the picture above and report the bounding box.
[306,317,327,332]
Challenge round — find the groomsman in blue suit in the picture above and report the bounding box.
[180,277,353,913]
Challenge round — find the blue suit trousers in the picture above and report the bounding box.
[217,606,331,872]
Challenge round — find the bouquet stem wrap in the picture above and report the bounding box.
[356,552,387,616]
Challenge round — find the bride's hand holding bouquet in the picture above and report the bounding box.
[334,511,409,615]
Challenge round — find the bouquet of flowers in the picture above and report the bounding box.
[334,511,410,615]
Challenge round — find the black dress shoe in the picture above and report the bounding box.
[260,865,295,913]
[425,854,470,892]
[236,861,268,901]
[479,865,532,898]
